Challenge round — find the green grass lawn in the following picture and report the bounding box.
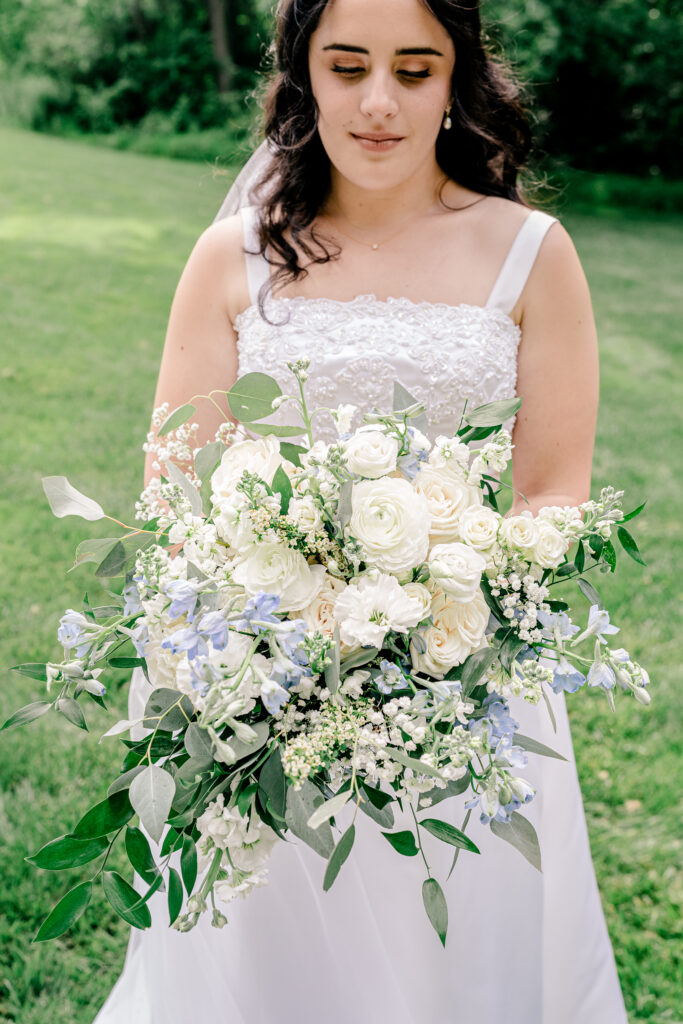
[1,125,681,1022]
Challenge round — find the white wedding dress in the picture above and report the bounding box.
[94,206,628,1024]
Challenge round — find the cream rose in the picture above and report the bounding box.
[231,541,325,613]
[401,582,433,621]
[349,477,430,574]
[458,505,502,555]
[415,465,482,544]
[411,588,489,678]
[533,521,570,568]
[293,573,347,637]
[499,512,540,554]
[211,437,290,509]
[345,428,399,478]
[428,542,487,603]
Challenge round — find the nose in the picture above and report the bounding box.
[359,70,399,120]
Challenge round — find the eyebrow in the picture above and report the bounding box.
[322,44,444,57]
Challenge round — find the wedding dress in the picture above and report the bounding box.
[94,205,628,1024]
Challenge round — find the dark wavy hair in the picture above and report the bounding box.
[251,0,535,302]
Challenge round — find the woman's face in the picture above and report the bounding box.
[309,0,455,194]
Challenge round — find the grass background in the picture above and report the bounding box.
[0,125,681,1022]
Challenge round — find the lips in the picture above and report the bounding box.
[352,132,404,142]
[350,132,405,152]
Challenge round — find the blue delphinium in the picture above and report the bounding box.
[232,592,281,634]
[550,655,586,695]
[164,579,200,622]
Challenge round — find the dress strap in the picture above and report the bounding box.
[485,209,558,315]
[240,205,271,307]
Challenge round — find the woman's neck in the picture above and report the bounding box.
[324,157,446,230]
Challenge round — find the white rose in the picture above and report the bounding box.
[345,427,399,478]
[458,505,502,554]
[211,437,290,508]
[333,571,424,648]
[415,465,482,544]
[499,512,540,554]
[232,541,325,613]
[533,521,570,568]
[291,573,360,653]
[411,588,489,678]
[349,477,430,575]
[428,542,487,603]
[401,582,433,621]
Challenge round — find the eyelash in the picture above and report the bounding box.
[331,66,432,81]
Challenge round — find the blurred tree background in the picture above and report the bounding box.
[0,0,680,180]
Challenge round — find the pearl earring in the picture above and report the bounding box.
[443,100,453,131]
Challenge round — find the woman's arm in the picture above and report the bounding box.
[144,214,248,486]
[510,221,599,515]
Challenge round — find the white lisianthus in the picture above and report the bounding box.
[414,465,482,543]
[345,427,399,478]
[287,494,324,536]
[401,582,433,621]
[332,403,357,435]
[333,571,424,648]
[428,542,487,603]
[458,505,502,555]
[231,541,325,613]
[211,437,290,509]
[533,520,571,568]
[411,588,489,678]
[349,477,430,574]
[499,512,540,554]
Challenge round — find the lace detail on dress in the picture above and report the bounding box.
[234,294,521,441]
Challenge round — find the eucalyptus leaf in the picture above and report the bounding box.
[259,746,287,820]
[422,877,448,947]
[26,834,108,870]
[158,403,196,437]
[340,646,379,673]
[418,774,470,809]
[129,765,176,844]
[181,836,198,895]
[323,824,355,891]
[9,663,48,681]
[307,789,351,830]
[246,421,306,437]
[357,790,394,829]
[184,722,214,760]
[103,870,152,929]
[227,372,282,422]
[419,818,480,854]
[393,381,420,410]
[490,811,542,872]
[163,460,202,516]
[143,688,194,732]
[108,765,146,796]
[513,732,567,761]
[42,476,105,521]
[0,701,52,732]
[336,481,353,530]
[33,880,92,942]
[55,697,88,731]
[464,397,522,428]
[224,720,270,760]
[577,578,603,609]
[384,746,444,781]
[460,647,498,693]
[285,779,335,858]
[72,537,120,571]
[194,440,226,486]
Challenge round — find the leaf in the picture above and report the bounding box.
[167,867,184,925]
[418,775,470,809]
[259,746,287,819]
[94,541,127,579]
[340,646,379,672]
[357,789,394,829]
[617,526,646,566]
[26,834,108,870]
[324,624,341,696]
[574,539,585,573]
[237,781,259,818]
[490,811,542,872]
[246,421,306,437]
[108,765,146,796]
[101,718,139,740]
[513,732,567,761]
[360,781,394,811]
[577,578,603,609]
[381,830,419,856]
[464,397,521,428]
[271,464,293,514]
[125,826,161,886]
[619,501,646,524]
[384,747,444,781]
[422,877,448,946]
[108,657,146,669]
[55,697,88,731]
[603,538,617,572]
[33,881,92,942]
[184,722,214,759]
[194,440,226,485]
[181,836,198,895]
[164,460,202,516]
[42,476,105,521]
[143,688,194,732]
[72,791,134,839]
[498,634,526,674]
[285,779,335,858]
[307,790,351,830]
[279,442,307,467]
[72,537,120,570]
[129,765,176,844]
[227,372,283,422]
[0,701,52,732]
[460,647,498,693]
[158,403,196,437]
[102,871,152,929]
[336,481,353,530]
[393,380,420,410]
[224,719,270,761]
[10,663,48,681]
[323,824,355,892]
[419,818,480,854]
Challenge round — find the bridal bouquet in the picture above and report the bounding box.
[6,360,649,946]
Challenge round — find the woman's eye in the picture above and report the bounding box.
[332,65,365,76]
[398,69,432,80]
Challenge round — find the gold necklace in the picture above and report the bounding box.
[325,194,488,251]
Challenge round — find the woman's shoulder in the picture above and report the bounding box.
[183,211,251,320]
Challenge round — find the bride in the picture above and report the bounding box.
[95,0,628,1021]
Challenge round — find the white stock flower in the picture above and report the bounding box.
[411,588,489,678]
[333,572,424,648]
[345,427,399,478]
[211,437,289,508]
[533,521,571,568]
[349,477,430,574]
[428,542,487,603]
[231,541,326,613]
[499,512,540,554]
[414,465,483,544]
[287,494,324,536]
[332,403,357,435]
[458,505,502,555]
